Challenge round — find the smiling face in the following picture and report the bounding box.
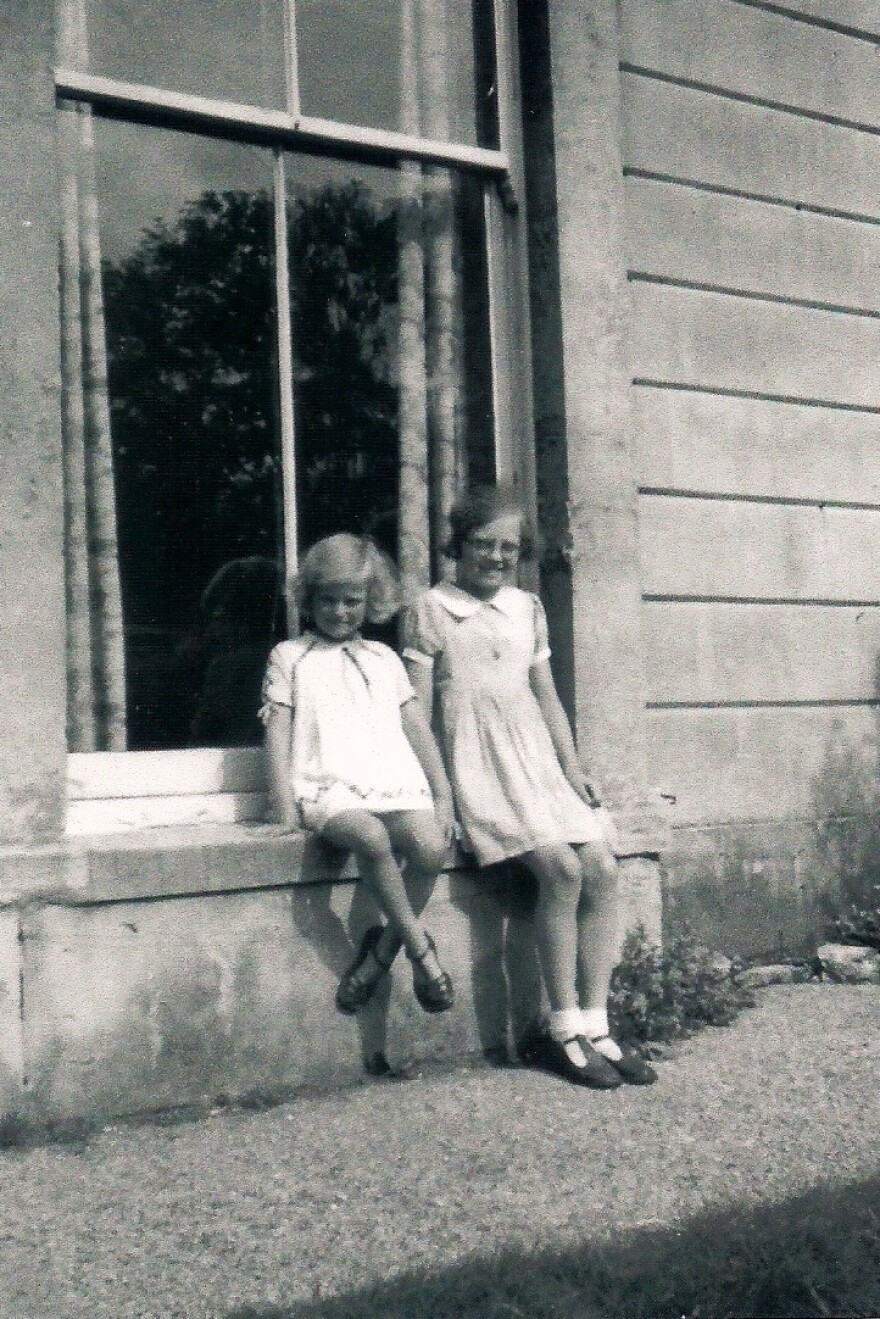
[311,580,369,641]
[456,512,523,600]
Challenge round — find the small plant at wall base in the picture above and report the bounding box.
[829,884,880,951]
[609,926,756,1052]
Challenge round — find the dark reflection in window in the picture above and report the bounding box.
[285,157,495,566]
[296,0,499,147]
[79,0,287,107]
[83,124,495,751]
[93,120,283,749]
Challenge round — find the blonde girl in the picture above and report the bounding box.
[403,487,656,1087]
[261,534,455,1015]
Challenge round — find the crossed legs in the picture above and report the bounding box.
[322,808,449,1005]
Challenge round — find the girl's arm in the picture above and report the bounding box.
[404,655,434,723]
[400,697,456,842]
[263,702,301,830]
[529,660,599,805]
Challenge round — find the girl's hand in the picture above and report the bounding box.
[583,779,602,807]
[566,769,601,807]
[434,794,457,850]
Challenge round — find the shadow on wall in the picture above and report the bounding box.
[667,661,880,960]
[287,850,543,1071]
[810,657,880,922]
[224,1174,880,1319]
[14,849,544,1121]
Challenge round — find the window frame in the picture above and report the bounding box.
[57,0,534,835]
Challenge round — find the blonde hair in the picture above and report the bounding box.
[293,534,401,625]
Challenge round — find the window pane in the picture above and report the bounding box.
[296,0,499,147]
[70,0,287,108]
[90,120,283,749]
[285,155,495,578]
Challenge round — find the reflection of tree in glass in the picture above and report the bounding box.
[103,188,279,636]
[102,181,400,642]
[288,181,398,553]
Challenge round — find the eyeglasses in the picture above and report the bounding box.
[466,536,522,559]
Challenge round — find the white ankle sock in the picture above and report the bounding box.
[546,1009,588,1066]
[580,1008,623,1062]
[547,1008,584,1042]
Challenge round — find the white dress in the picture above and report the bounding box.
[403,584,605,866]
[261,633,434,830]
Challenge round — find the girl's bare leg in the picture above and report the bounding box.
[573,841,621,1012]
[519,842,583,1012]
[372,809,448,967]
[323,808,450,996]
[518,843,593,1068]
[321,810,427,958]
[569,841,662,1079]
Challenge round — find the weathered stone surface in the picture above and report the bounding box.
[619,856,663,947]
[0,910,23,1114]
[522,0,655,827]
[740,963,808,989]
[14,869,551,1121]
[816,943,880,984]
[0,2,67,844]
[663,818,843,959]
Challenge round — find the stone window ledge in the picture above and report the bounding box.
[1,810,667,909]
[0,823,369,907]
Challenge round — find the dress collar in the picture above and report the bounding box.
[433,583,521,619]
[304,631,366,655]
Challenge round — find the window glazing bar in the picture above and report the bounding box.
[493,0,513,157]
[484,182,508,484]
[283,0,300,117]
[54,69,510,173]
[273,151,298,592]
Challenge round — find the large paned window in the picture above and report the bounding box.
[56,0,527,827]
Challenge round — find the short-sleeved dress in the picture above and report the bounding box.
[261,633,434,830]
[403,584,605,865]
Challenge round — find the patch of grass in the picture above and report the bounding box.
[609,925,755,1052]
[0,1113,99,1153]
[226,1175,880,1319]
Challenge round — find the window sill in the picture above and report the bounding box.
[1,823,346,907]
[1,823,470,908]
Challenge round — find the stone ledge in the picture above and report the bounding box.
[1,822,666,910]
[0,855,665,1122]
[1,825,345,906]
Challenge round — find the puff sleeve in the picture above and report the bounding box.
[385,647,418,704]
[258,641,295,724]
[401,592,443,668]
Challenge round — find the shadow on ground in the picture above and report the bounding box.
[226,1173,880,1319]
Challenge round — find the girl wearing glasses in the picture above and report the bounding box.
[402,485,656,1089]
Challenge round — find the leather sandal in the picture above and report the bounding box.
[407,932,454,1014]
[518,1021,621,1089]
[335,925,392,1015]
[586,1035,658,1086]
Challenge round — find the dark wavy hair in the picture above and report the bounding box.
[445,484,538,561]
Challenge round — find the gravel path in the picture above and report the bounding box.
[0,984,877,1319]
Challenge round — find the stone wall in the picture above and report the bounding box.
[0,831,660,1122]
[0,1,68,844]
